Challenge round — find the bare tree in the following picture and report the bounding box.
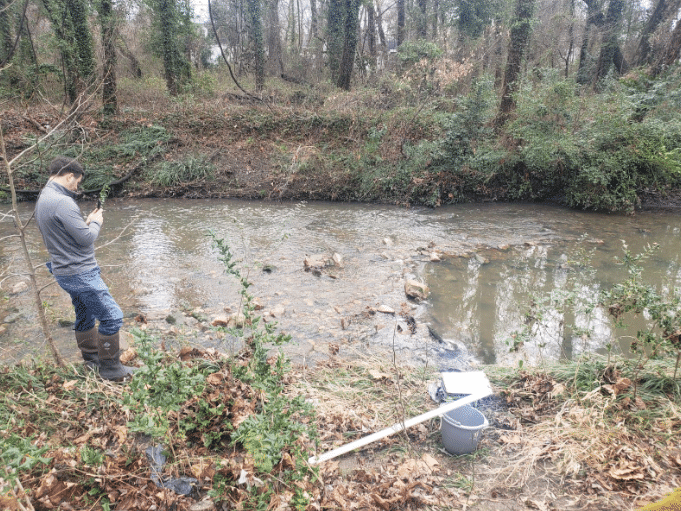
[0,126,65,367]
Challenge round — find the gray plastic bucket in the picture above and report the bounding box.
[441,404,488,455]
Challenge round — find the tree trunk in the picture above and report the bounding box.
[337,0,361,89]
[309,0,318,41]
[246,0,265,90]
[67,0,95,85]
[267,0,284,75]
[159,0,178,94]
[576,0,603,85]
[367,1,377,72]
[417,0,427,39]
[653,16,681,75]
[309,0,323,77]
[496,0,535,130]
[0,0,14,64]
[100,0,118,117]
[593,0,624,86]
[297,0,302,50]
[493,19,504,87]
[376,2,387,50]
[41,0,94,103]
[288,0,295,48]
[564,0,575,78]
[634,0,680,66]
[397,0,405,46]
[327,0,344,81]
[432,0,438,39]
[117,40,142,78]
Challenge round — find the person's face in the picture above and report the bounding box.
[65,173,83,192]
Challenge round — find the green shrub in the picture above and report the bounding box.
[397,40,443,69]
[145,154,215,187]
[124,329,209,438]
[469,70,681,211]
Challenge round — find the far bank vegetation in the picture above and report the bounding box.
[2,0,681,211]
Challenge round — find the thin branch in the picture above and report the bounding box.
[8,88,96,168]
[0,0,30,68]
[14,478,35,511]
[95,215,139,251]
[0,234,21,243]
[207,0,263,103]
[1,117,65,366]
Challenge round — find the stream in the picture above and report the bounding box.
[2,199,681,369]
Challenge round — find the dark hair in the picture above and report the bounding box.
[48,156,85,178]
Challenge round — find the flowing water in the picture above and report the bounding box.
[2,199,680,369]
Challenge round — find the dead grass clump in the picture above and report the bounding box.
[486,359,681,508]
[293,348,440,457]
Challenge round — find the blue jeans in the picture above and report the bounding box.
[55,267,123,335]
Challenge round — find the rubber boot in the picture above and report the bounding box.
[98,331,136,382]
[75,327,99,370]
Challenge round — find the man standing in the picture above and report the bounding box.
[34,156,135,381]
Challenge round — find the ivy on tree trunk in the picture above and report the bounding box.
[336,0,360,90]
[496,0,535,129]
[41,0,95,103]
[100,0,118,117]
[634,0,680,67]
[397,0,405,46]
[152,0,192,95]
[593,0,624,88]
[246,0,265,91]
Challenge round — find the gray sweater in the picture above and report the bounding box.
[34,180,101,276]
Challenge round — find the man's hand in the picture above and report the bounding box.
[86,208,104,226]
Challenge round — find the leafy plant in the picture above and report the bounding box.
[123,329,208,438]
[0,434,51,484]
[80,445,105,467]
[145,154,214,187]
[97,183,110,209]
[397,40,443,69]
[602,242,681,381]
[231,393,313,473]
[206,231,318,484]
[430,78,495,181]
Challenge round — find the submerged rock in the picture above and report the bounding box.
[404,279,429,301]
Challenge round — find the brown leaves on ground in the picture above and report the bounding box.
[4,347,271,511]
[499,371,562,423]
[318,453,464,510]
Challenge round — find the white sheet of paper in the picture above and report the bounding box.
[441,371,491,396]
